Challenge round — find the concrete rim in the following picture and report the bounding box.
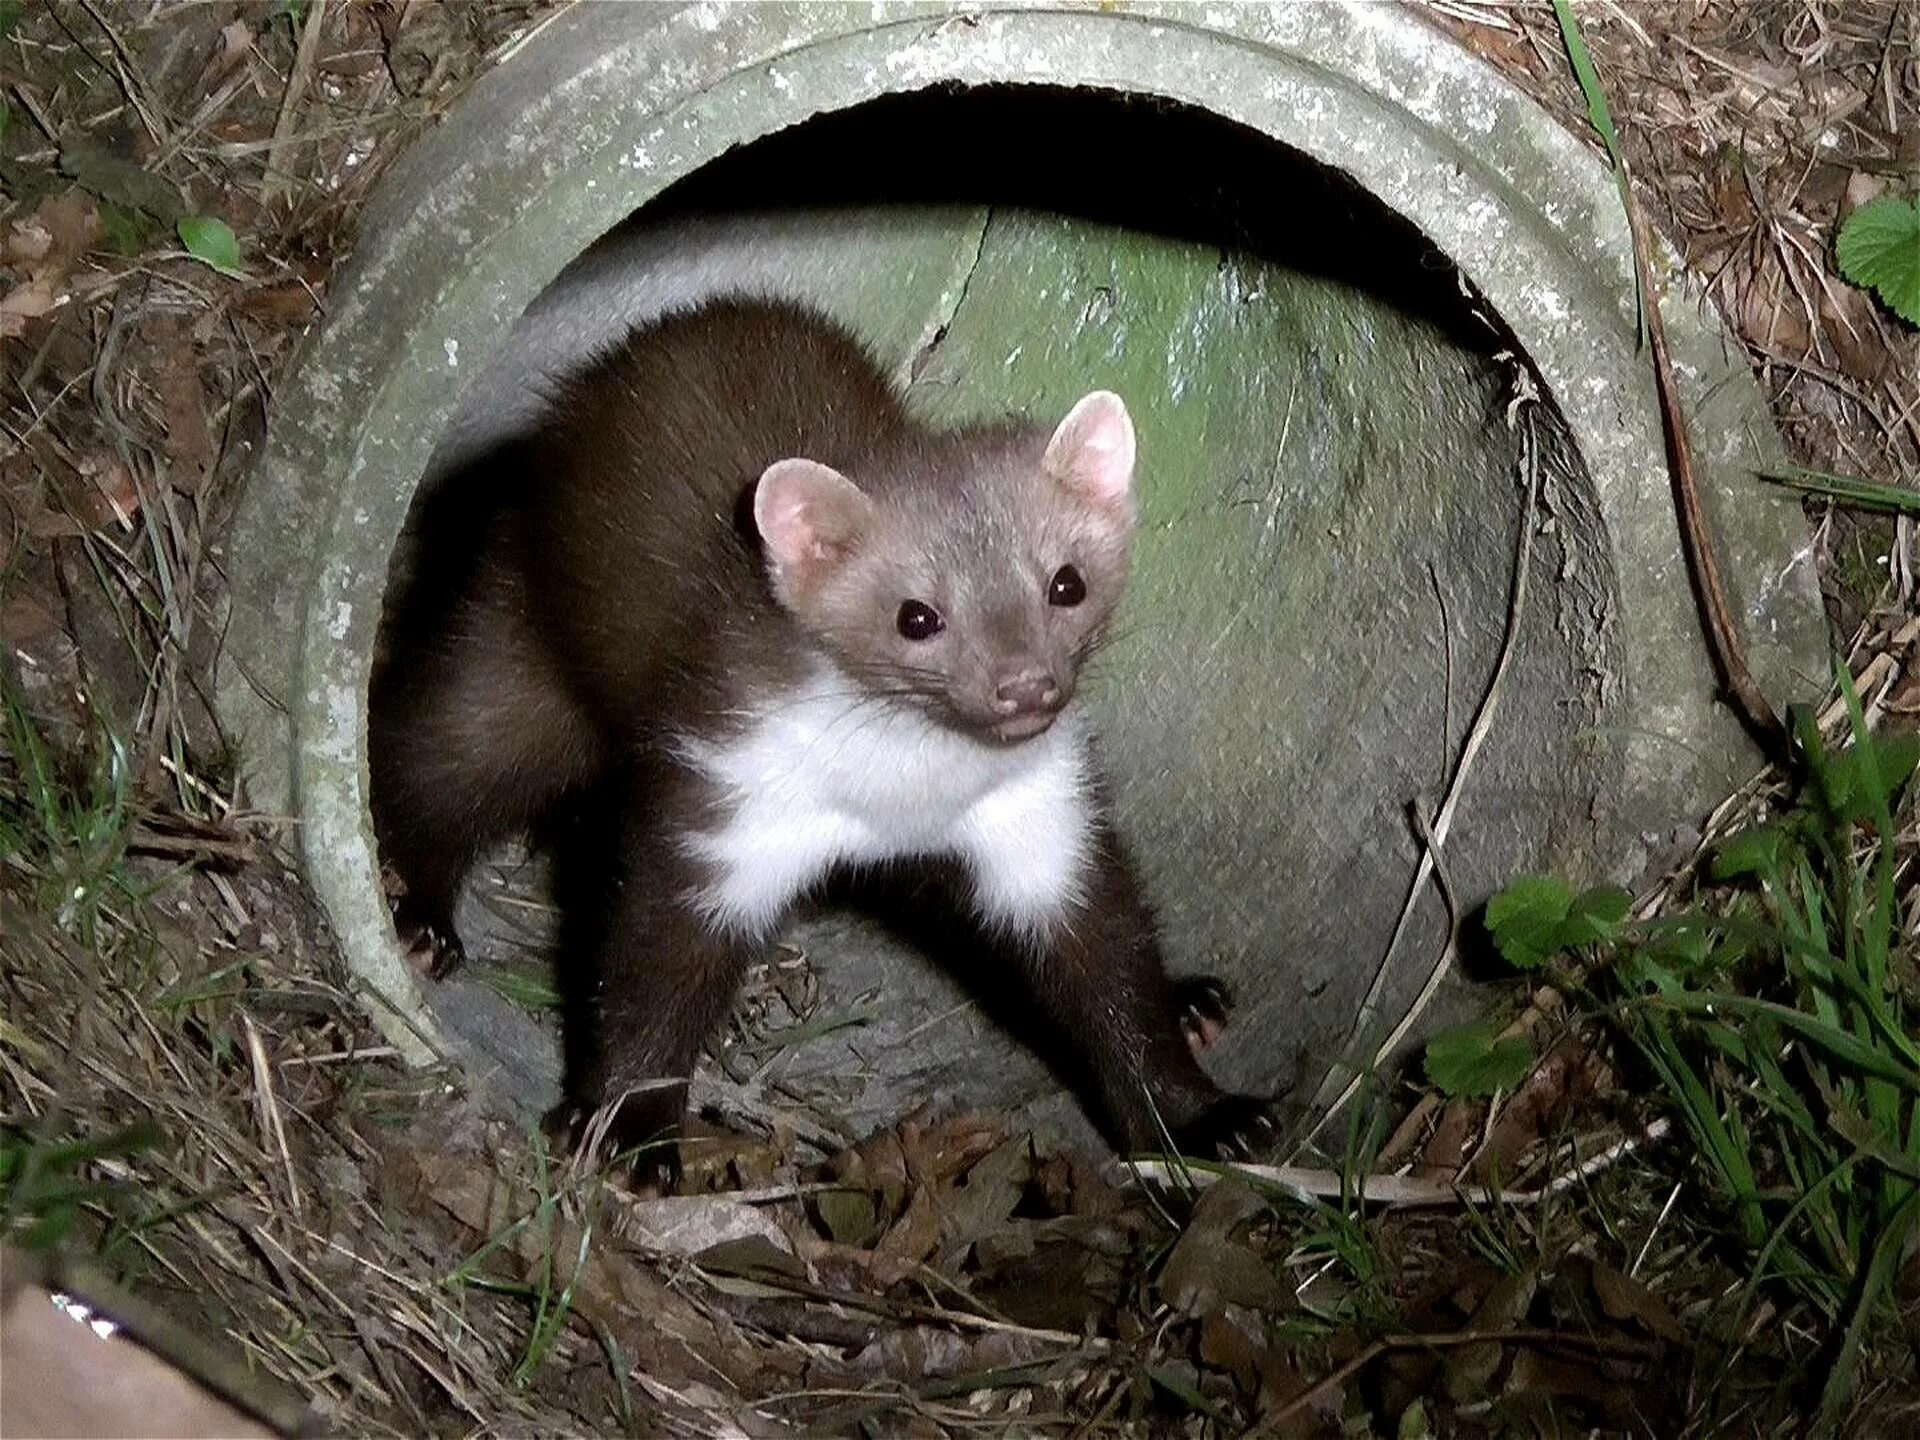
[217,0,1820,1066]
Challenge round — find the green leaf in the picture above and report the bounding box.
[1866,731,1920,805]
[1712,823,1788,882]
[1145,1366,1228,1423]
[1549,0,1643,346]
[1836,194,1920,327]
[0,2,22,41]
[1815,729,1920,827]
[813,1188,877,1246]
[177,215,245,277]
[1559,885,1631,947]
[20,1200,78,1251]
[1424,1021,1535,1099]
[1484,874,1573,969]
[1641,914,1717,973]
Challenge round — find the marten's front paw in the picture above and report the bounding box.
[1173,975,1234,1054]
[1172,1094,1279,1162]
[391,897,466,979]
[544,1095,683,1197]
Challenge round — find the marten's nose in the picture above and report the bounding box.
[993,667,1062,715]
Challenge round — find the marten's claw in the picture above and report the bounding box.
[1174,1094,1279,1162]
[392,899,466,979]
[1173,975,1234,1055]
[545,1096,683,1197]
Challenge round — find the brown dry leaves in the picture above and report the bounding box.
[1,191,99,338]
[1427,0,1920,482]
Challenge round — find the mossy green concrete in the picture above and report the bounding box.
[216,2,1824,1128]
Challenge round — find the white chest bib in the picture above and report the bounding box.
[674,668,1093,941]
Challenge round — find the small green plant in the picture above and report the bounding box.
[1464,666,1917,1430]
[444,1130,597,1387]
[177,216,245,278]
[0,1121,164,1253]
[1422,1020,1534,1099]
[1837,193,1920,327]
[0,672,140,947]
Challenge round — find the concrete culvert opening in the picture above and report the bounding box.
[216,3,1824,1153]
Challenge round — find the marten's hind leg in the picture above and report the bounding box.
[369,575,601,976]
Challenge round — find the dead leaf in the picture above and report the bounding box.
[1443,1267,1538,1401]
[215,19,254,76]
[972,1216,1129,1332]
[0,594,67,658]
[18,499,85,542]
[0,278,61,338]
[232,280,321,326]
[1411,1097,1478,1176]
[870,1184,941,1286]
[76,455,141,530]
[1590,1260,1686,1343]
[155,360,215,492]
[1818,280,1894,383]
[1469,1034,1610,1182]
[616,1193,794,1260]
[937,1134,1031,1252]
[1845,170,1892,215]
[34,193,102,269]
[1157,1179,1286,1315]
[5,221,52,266]
[1198,1306,1266,1392]
[694,1233,808,1287]
[0,192,100,340]
[846,1325,967,1385]
[813,1187,878,1246]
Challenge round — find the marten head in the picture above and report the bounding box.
[752,392,1137,744]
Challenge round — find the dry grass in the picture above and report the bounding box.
[1427,0,1920,630]
[2,1,1917,1436]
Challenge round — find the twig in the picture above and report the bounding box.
[75,0,169,148]
[1549,0,1788,757]
[263,0,329,208]
[1632,1179,1684,1279]
[1306,387,1545,1136]
[1625,178,1790,757]
[126,825,257,865]
[1259,1325,1662,1431]
[693,1259,1102,1351]
[241,1012,303,1216]
[1120,1117,1670,1210]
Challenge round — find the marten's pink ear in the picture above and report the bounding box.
[1043,391,1135,507]
[754,459,874,589]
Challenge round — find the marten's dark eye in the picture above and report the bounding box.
[896,600,945,641]
[1047,565,1086,608]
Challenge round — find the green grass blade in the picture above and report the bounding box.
[1652,992,1920,1095]
[1760,466,1920,516]
[1550,0,1626,182]
[1818,1189,1920,1430]
[1632,1012,1765,1244]
[1550,0,1642,345]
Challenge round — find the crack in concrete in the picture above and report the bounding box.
[906,204,993,390]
